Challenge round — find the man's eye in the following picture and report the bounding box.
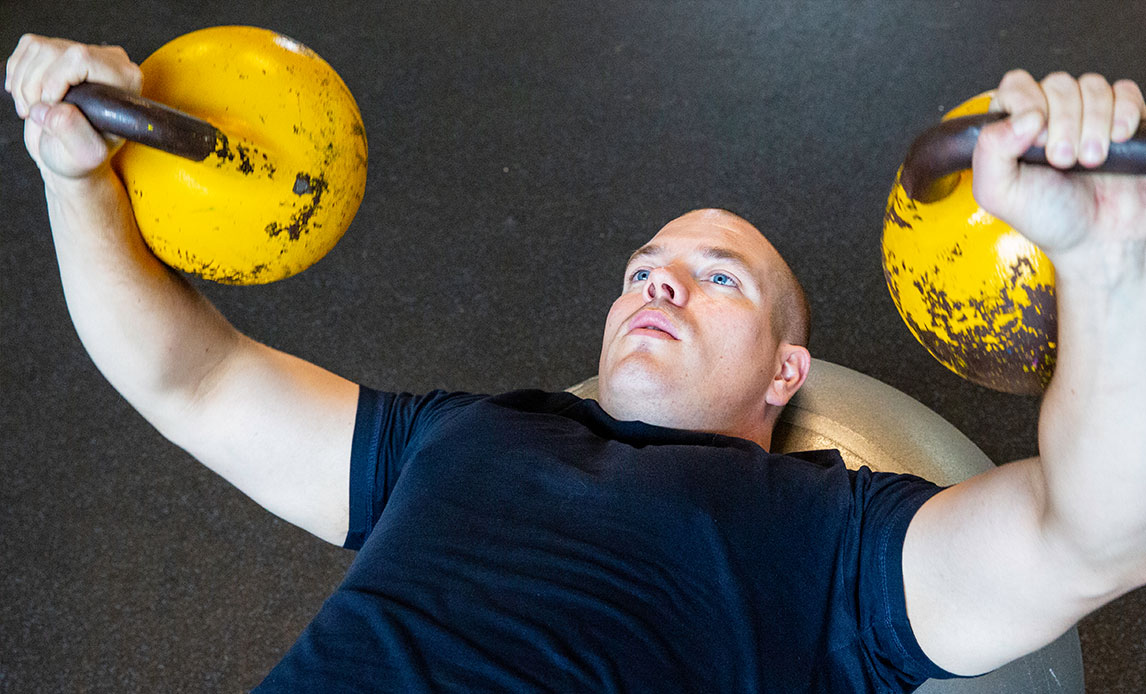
[711,273,737,287]
[631,269,650,282]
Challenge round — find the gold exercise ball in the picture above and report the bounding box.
[113,26,368,284]
[882,93,1056,395]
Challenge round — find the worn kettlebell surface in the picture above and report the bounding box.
[113,26,368,285]
[882,93,1058,395]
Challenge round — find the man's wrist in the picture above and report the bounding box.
[42,162,120,203]
[1050,242,1146,293]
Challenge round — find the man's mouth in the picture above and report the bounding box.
[627,310,680,340]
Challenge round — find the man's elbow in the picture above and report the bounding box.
[1040,511,1146,608]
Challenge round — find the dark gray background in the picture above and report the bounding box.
[1,1,1142,691]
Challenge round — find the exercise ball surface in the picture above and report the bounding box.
[113,26,368,284]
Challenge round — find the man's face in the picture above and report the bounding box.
[596,209,797,442]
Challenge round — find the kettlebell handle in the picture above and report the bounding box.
[901,112,1146,202]
[62,82,221,161]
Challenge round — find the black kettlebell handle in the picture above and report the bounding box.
[61,82,221,161]
[900,112,1146,202]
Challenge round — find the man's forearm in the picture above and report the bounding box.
[45,165,241,430]
[1037,259,1146,591]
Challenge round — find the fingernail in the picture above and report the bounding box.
[29,102,48,124]
[1082,139,1103,165]
[1012,110,1042,137]
[1113,118,1132,141]
[1053,140,1075,165]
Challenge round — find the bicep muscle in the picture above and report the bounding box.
[155,336,359,545]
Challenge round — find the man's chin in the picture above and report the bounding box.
[601,353,671,392]
[597,361,690,423]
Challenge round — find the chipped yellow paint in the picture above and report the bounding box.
[113,26,368,284]
[882,92,1057,394]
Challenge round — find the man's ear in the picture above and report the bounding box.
[765,344,811,407]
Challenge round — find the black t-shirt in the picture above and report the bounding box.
[255,388,955,692]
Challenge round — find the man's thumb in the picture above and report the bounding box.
[35,101,110,178]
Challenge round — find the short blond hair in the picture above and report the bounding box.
[768,257,811,347]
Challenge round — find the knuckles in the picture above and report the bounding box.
[16,33,42,49]
[1112,78,1142,95]
[1078,72,1109,86]
[1000,69,1035,87]
[1078,73,1113,99]
[1039,71,1080,99]
[997,69,1037,97]
[127,63,143,93]
[61,43,90,64]
[10,36,140,97]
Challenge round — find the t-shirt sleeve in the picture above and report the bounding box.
[342,386,483,550]
[852,467,966,687]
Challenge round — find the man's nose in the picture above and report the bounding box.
[644,266,688,305]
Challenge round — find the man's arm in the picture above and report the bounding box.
[900,70,1146,676]
[6,36,359,545]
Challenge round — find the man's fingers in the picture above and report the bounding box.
[1112,79,1145,142]
[1041,72,1083,168]
[4,33,35,94]
[6,37,142,122]
[18,47,60,119]
[9,37,54,117]
[1077,73,1114,168]
[7,35,42,117]
[86,45,142,95]
[20,45,93,110]
[40,45,95,104]
[991,70,1049,147]
[50,43,142,97]
[991,69,1045,114]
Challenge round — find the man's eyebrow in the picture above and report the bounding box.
[699,246,753,269]
[626,243,662,267]
[625,243,754,271]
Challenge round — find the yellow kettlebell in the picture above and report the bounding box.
[882,93,1056,395]
[65,26,367,284]
[883,93,1146,394]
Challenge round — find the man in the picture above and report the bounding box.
[7,35,1146,692]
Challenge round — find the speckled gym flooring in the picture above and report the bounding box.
[2,1,1143,691]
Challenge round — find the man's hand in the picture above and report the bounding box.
[5,35,141,182]
[972,70,1146,278]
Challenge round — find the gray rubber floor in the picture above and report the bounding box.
[2,1,1143,691]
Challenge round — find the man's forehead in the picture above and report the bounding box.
[627,210,780,270]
